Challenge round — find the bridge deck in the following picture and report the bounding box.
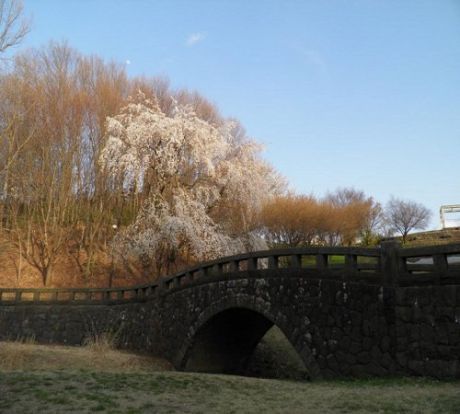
[1,242,459,305]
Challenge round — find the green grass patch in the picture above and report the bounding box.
[0,371,459,414]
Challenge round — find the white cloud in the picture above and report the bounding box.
[300,49,325,68]
[125,59,131,65]
[186,32,206,47]
[291,44,326,70]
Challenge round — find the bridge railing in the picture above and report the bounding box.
[0,284,159,304]
[396,243,460,286]
[160,246,382,290]
[160,242,460,290]
[1,242,460,304]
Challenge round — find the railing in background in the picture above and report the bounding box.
[1,241,459,304]
[160,245,382,290]
[397,243,460,286]
[0,284,159,304]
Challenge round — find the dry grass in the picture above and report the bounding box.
[83,331,118,353]
[0,340,172,373]
[0,341,459,413]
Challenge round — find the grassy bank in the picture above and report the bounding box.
[0,341,459,414]
[1,371,459,414]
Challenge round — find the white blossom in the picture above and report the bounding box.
[100,93,284,276]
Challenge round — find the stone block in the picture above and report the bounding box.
[397,306,413,322]
[435,324,450,345]
[396,352,408,368]
[408,360,425,375]
[366,361,388,376]
[380,352,395,370]
[345,353,357,365]
[436,307,455,322]
[419,324,435,343]
[436,287,457,307]
[357,351,371,364]
[326,353,339,372]
[340,336,352,351]
[380,335,391,353]
[362,337,373,351]
[350,341,361,355]
[447,323,460,343]
[424,360,459,379]
[371,345,382,360]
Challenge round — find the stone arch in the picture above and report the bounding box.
[174,294,321,379]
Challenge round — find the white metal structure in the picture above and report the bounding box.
[440,204,460,228]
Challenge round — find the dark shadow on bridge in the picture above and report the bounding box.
[182,307,308,379]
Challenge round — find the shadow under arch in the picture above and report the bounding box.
[177,299,321,379]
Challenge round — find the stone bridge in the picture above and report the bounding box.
[1,241,460,379]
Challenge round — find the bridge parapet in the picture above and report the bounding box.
[143,241,460,292]
[1,242,460,379]
[0,284,159,304]
[1,242,459,305]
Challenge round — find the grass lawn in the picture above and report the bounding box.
[0,341,459,413]
[1,371,459,414]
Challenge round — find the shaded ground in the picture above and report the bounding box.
[1,370,459,414]
[246,326,309,380]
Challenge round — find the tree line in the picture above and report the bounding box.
[259,190,431,248]
[0,41,284,286]
[0,1,431,287]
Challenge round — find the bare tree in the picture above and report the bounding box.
[0,0,30,55]
[0,44,125,285]
[326,187,367,207]
[0,41,285,287]
[359,201,384,245]
[323,188,376,246]
[384,197,431,243]
[259,194,322,247]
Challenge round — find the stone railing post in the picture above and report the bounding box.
[247,257,258,271]
[433,253,448,285]
[268,255,278,269]
[380,240,401,286]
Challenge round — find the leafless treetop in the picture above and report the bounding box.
[0,0,30,54]
[385,197,431,242]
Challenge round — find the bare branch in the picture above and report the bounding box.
[384,197,432,243]
[0,0,30,54]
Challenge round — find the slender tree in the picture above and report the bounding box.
[384,197,431,243]
[0,0,30,55]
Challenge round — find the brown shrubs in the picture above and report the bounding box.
[259,188,383,247]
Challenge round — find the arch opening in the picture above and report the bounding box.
[183,307,308,379]
[245,325,310,380]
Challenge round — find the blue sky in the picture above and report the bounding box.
[17,0,460,228]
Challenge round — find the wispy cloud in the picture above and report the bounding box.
[291,44,327,70]
[186,32,206,47]
[300,49,326,68]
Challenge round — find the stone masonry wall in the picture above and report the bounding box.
[158,274,399,378]
[0,274,459,379]
[394,285,460,378]
[0,301,161,355]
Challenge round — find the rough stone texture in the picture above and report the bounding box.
[155,273,392,379]
[0,270,459,379]
[0,301,159,353]
[394,285,460,378]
